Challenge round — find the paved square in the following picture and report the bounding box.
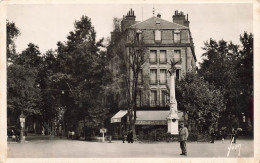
[7,135,253,158]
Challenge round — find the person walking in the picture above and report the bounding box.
[129,130,134,143]
[179,122,188,156]
[210,127,215,143]
[231,128,237,143]
[127,131,130,143]
[122,131,126,143]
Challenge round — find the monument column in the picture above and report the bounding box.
[167,59,180,135]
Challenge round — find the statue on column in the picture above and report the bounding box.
[167,59,180,120]
[167,58,181,135]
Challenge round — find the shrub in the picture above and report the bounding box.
[188,131,198,141]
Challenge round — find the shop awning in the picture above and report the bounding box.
[135,111,184,125]
[110,110,185,125]
[110,110,128,123]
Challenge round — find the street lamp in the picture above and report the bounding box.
[19,112,26,143]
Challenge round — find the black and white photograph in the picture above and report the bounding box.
[0,0,258,162]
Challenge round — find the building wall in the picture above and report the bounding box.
[107,11,196,110]
[136,45,195,108]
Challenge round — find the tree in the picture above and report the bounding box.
[108,18,148,138]
[175,72,225,133]
[199,39,239,117]
[198,33,253,133]
[7,64,41,118]
[7,20,20,63]
[7,43,43,125]
[236,32,253,127]
[55,16,112,135]
[37,50,60,125]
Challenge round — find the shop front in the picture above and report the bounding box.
[110,110,185,139]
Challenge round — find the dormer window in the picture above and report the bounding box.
[136,30,142,43]
[174,30,181,43]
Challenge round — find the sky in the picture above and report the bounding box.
[7,3,253,64]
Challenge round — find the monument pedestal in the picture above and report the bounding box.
[167,111,179,135]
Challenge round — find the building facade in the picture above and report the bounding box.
[108,9,196,137]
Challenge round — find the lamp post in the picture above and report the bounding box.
[19,112,25,143]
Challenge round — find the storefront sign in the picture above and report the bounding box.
[100,128,107,133]
[135,120,167,125]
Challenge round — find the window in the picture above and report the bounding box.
[160,50,167,63]
[136,30,142,43]
[176,69,181,80]
[149,50,157,64]
[155,30,161,41]
[161,90,167,107]
[174,30,181,43]
[160,69,167,84]
[138,69,143,84]
[150,90,157,106]
[174,50,181,63]
[150,69,157,84]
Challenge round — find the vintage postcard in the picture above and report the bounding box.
[0,0,259,163]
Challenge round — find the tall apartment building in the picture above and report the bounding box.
[108,9,196,136]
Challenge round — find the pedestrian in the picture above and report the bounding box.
[122,131,126,143]
[210,127,215,143]
[127,131,130,143]
[231,128,237,143]
[219,130,225,143]
[129,130,134,143]
[71,131,75,140]
[178,122,188,156]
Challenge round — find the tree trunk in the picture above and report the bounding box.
[131,123,136,140]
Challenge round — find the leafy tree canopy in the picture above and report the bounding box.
[176,72,225,132]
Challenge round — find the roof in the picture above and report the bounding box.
[136,110,184,121]
[128,16,188,30]
[111,110,127,123]
[111,110,128,119]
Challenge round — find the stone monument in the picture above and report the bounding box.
[167,59,180,135]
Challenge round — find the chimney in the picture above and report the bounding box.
[172,10,190,27]
[121,8,136,31]
[157,13,161,18]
